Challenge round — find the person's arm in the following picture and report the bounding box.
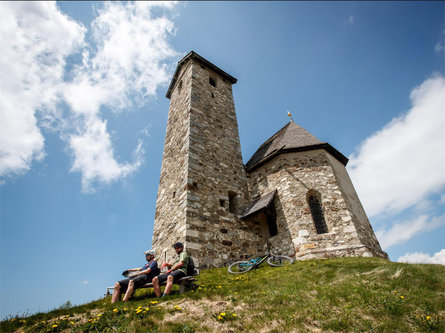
[166,261,183,273]
[122,267,142,276]
[129,268,143,272]
[161,263,172,270]
[133,267,151,277]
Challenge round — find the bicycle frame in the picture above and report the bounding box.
[246,253,274,269]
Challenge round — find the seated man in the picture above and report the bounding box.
[112,250,160,303]
[152,242,189,297]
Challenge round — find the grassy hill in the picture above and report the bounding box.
[2,257,444,332]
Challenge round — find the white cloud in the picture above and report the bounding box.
[376,214,445,249]
[82,280,90,285]
[348,75,445,217]
[0,2,85,178]
[349,16,355,24]
[0,1,178,192]
[398,249,445,265]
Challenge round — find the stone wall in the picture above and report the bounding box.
[184,60,262,268]
[153,57,262,268]
[246,149,387,260]
[152,61,192,264]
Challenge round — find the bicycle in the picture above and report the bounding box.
[227,253,293,274]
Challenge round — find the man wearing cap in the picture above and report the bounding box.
[111,250,160,303]
[152,242,189,297]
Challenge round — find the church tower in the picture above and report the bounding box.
[152,52,262,268]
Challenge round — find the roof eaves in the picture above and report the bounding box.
[166,51,237,99]
[245,143,349,172]
[241,190,277,219]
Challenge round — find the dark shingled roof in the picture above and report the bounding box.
[166,51,237,99]
[241,190,277,219]
[245,121,348,171]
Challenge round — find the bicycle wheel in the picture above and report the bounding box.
[228,261,254,274]
[267,255,293,267]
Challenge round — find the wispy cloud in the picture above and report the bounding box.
[0,2,179,192]
[82,280,90,285]
[0,2,85,178]
[348,15,355,24]
[64,2,178,192]
[398,249,445,265]
[348,75,445,217]
[375,214,445,249]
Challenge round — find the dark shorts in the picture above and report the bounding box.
[118,273,156,292]
[155,270,186,284]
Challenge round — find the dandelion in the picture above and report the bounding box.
[113,308,119,313]
[400,296,405,299]
[52,324,58,328]
[97,313,103,317]
[41,321,46,324]
[232,314,237,317]
[123,307,127,311]
[426,316,431,320]
[70,321,75,325]
[221,312,226,316]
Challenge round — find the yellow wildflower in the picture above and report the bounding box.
[221,312,226,316]
[426,316,431,320]
[232,314,237,317]
[123,307,127,311]
[41,321,46,324]
[400,296,405,299]
[97,313,102,317]
[52,324,58,328]
[113,308,119,313]
[70,321,75,325]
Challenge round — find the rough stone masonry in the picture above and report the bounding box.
[152,51,387,269]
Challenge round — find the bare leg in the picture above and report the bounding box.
[164,275,174,295]
[111,282,121,304]
[152,277,161,297]
[122,280,135,302]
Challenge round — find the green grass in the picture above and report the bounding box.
[2,257,444,332]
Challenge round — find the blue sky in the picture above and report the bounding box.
[1,1,444,318]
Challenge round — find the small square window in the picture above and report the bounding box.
[209,77,216,87]
[219,199,225,207]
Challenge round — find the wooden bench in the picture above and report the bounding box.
[106,276,197,297]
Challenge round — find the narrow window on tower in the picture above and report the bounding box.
[228,191,237,213]
[209,77,216,87]
[307,191,328,234]
[178,80,182,92]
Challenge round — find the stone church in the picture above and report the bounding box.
[152,51,387,268]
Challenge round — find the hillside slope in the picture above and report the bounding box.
[2,257,444,332]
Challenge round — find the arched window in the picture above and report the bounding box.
[307,191,328,234]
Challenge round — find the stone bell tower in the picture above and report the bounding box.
[152,51,262,268]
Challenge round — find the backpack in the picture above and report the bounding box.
[187,256,196,276]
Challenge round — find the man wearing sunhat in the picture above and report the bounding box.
[111,250,160,303]
[152,242,189,297]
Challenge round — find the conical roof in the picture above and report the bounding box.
[245,121,348,171]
